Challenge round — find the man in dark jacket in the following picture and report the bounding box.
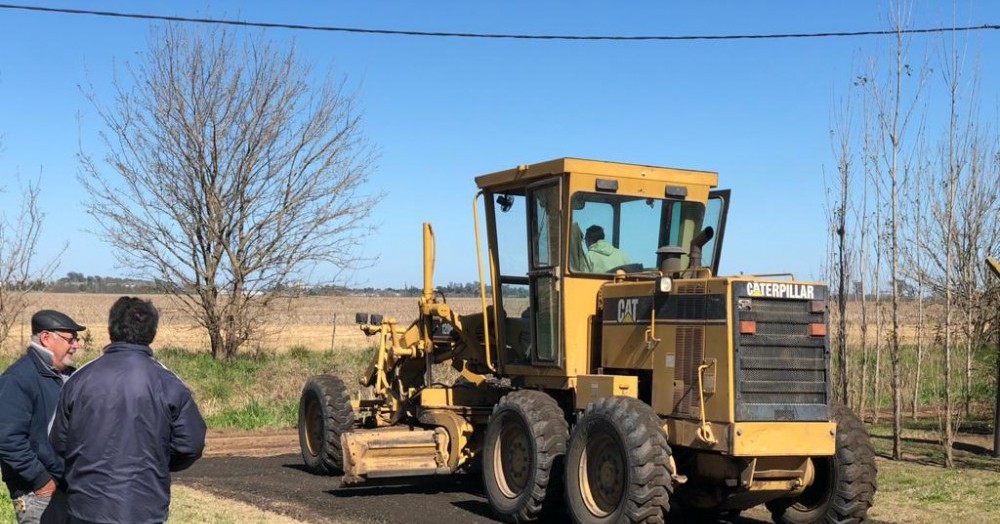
[50,297,206,524]
[0,309,85,524]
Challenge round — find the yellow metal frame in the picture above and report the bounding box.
[574,374,639,409]
[731,422,837,457]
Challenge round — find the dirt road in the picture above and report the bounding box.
[175,453,506,524]
[174,452,791,524]
[176,428,513,523]
[173,429,785,524]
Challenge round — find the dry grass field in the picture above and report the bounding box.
[0,292,972,355]
[3,292,488,354]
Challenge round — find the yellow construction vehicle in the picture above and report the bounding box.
[298,158,877,523]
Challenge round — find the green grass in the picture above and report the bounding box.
[0,485,9,522]
[874,458,1000,522]
[0,483,306,523]
[152,344,375,430]
[204,398,300,428]
[836,341,998,410]
[1,343,376,431]
[869,420,1000,472]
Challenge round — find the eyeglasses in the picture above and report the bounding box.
[47,331,79,344]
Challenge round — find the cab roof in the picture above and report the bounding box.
[474,157,718,192]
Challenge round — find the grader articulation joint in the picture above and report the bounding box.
[297,158,877,523]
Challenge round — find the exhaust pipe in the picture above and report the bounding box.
[688,226,714,270]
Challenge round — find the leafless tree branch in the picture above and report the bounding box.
[78,25,379,359]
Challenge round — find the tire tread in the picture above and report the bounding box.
[483,389,569,522]
[298,374,355,475]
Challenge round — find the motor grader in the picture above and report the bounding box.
[297,158,877,523]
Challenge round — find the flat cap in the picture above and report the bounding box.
[31,310,86,334]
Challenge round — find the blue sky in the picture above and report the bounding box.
[1,1,998,288]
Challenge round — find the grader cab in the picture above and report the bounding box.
[298,158,877,523]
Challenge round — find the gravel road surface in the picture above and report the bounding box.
[174,452,775,524]
[174,429,887,524]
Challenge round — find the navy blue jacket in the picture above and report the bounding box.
[0,346,71,498]
[50,342,206,524]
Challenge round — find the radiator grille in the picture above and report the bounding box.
[734,287,830,421]
[672,325,704,416]
[676,282,706,294]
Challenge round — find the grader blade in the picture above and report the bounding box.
[341,426,452,484]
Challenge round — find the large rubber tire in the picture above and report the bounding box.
[565,396,673,524]
[766,403,877,524]
[482,390,569,522]
[298,375,355,475]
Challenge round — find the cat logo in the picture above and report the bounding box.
[617,298,639,323]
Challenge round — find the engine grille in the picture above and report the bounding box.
[733,283,830,421]
[672,325,704,417]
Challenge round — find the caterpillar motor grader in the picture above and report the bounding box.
[298,158,877,523]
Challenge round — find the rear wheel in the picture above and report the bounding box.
[298,375,355,474]
[482,390,569,522]
[565,396,672,524]
[766,403,877,523]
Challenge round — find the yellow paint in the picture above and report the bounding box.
[732,422,837,456]
[575,374,639,409]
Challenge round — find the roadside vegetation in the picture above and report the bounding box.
[164,344,374,429]
[0,343,375,430]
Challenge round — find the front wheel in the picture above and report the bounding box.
[565,396,673,524]
[482,390,569,522]
[766,403,877,523]
[298,375,355,474]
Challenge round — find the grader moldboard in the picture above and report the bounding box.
[297,158,877,523]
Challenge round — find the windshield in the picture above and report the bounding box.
[569,192,706,274]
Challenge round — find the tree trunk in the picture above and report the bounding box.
[858,238,870,417]
[912,277,923,420]
[209,328,223,360]
[837,176,850,405]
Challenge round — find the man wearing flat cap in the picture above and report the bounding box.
[0,309,85,524]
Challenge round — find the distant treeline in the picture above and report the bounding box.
[308,281,495,297]
[44,273,495,297]
[47,272,166,294]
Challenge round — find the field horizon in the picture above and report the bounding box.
[3,292,487,355]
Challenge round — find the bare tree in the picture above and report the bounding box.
[907,13,1000,467]
[0,177,59,350]
[79,25,378,360]
[861,1,928,460]
[828,85,855,406]
[954,121,1000,415]
[919,24,972,466]
[855,89,874,418]
[900,139,931,420]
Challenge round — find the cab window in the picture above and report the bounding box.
[569,192,705,273]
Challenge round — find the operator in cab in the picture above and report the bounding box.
[585,225,627,272]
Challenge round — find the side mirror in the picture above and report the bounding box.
[497,194,515,212]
